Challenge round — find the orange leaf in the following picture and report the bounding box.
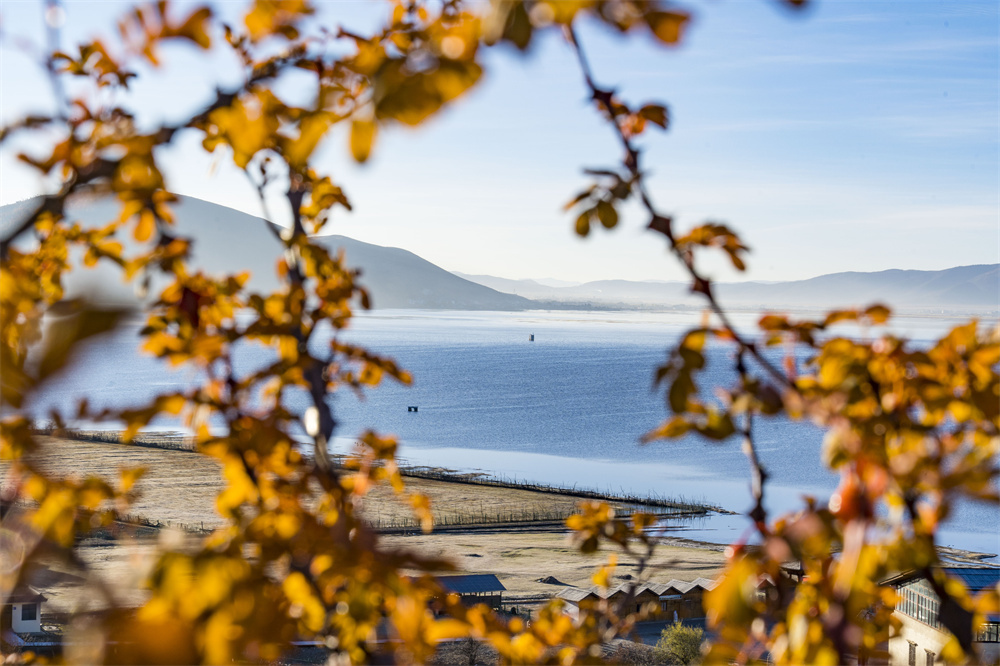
[646,11,689,45]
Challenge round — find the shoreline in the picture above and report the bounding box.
[4,434,738,615]
[33,428,730,517]
[6,433,994,621]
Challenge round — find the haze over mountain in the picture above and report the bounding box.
[1,196,995,313]
[457,267,999,312]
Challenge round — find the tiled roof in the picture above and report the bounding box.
[664,579,697,594]
[437,574,506,594]
[558,577,720,604]
[556,587,599,603]
[882,565,1000,590]
[941,567,1000,592]
[692,577,719,591]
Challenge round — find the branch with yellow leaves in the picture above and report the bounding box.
[563,24,780,534]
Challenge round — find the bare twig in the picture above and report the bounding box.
[564,25,777,528]
[736,353,767,527]
[43,0,68,119]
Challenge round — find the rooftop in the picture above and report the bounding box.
[437,574,507,595]
[882,565,1000,591]
[3,587,46,604]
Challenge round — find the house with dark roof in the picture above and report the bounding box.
[436,574,507,610]
[882,566,1000,665]
[1,587,45,635]
[1,586,62,656]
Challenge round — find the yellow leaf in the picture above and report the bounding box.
[350,118,376,163]
[864,303,891,324]
[823,309,858,327]
[120,466,147,493]
[410,493,433,533]
[161,394,187,415]
[175,7,213,49]
[596,200,618,229]
[428,618,470,642]
[285,112,334,168]
[244,0,313,42]
[278,336,299,363]
[135,209,155,242]
[592,554,617,588]
[641,416,691,442]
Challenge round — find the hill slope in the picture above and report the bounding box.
[0,196,532,311]
[310,235,533,310]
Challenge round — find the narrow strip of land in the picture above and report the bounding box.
[1,435,729,616]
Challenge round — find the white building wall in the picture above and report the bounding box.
[889,613,999,665]
[11,602,41,633]
[980,642,999,665]
[889,614,948,665]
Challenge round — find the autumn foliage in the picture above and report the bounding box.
[1,0,997,664]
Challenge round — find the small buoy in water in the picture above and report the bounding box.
[407,406,419,412]
[529,334,535,341]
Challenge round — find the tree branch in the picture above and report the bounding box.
[563,24,790,391]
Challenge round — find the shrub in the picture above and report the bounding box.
[653,623,704,665]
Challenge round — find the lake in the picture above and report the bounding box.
[23,309,1000,556]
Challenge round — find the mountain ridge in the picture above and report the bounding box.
[2,196,996,312]
[457,265,999,310]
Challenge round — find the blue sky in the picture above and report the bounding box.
[1,0,997,283]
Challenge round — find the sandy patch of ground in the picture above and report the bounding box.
[6,437,697,531]
[383,530,726,600]
[2,437,725,614]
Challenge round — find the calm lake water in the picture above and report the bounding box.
[24,309,1000,556]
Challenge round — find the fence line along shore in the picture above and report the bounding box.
[31,428,733,519]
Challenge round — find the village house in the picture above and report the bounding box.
[1,585,62,656]
[555,577,718,621]
[882,566,1000,665]
[1,586,44,635]
[436,574,507,610]
[647,578,718,622]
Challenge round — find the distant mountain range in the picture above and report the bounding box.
[1,196,996,312]
[457,267,1000,311]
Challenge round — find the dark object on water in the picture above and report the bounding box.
[529,334,534,341]
[407,406,419,412]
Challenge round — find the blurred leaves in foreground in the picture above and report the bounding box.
[1,0,996,664]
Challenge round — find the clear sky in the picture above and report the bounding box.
[1,0,997,283]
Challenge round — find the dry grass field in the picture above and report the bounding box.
[1,436,726,615]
